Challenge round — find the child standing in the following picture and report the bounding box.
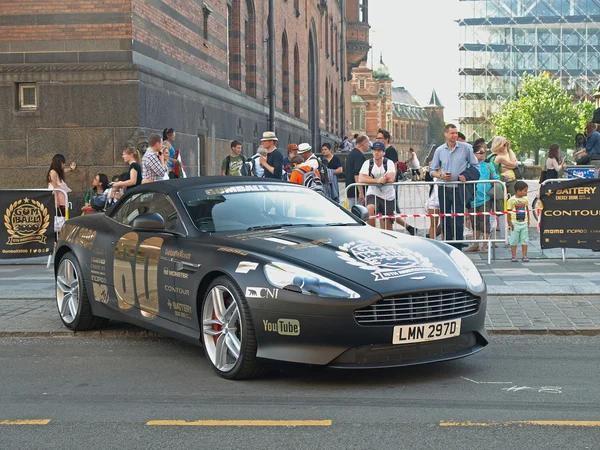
[507,180,530,262]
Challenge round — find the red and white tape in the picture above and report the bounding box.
[369,210,540,220]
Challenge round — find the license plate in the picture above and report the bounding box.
[392,319,461,345]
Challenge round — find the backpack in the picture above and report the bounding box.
[293,166,324,194]
[308,155,333,198]
[368,157,389,178]
[395,161,407,181]
[239,154,260,177]
[225,154,247,176]
[486,153,502,176]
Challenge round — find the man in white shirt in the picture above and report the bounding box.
[358,141,396,230]
[298,143,320,170]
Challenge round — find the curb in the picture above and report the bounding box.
[0,329,162,338]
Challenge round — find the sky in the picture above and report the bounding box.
[368,0,466,123]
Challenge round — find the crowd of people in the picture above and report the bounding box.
[50,122,591,260]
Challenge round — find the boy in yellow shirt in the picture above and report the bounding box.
[507,181,530,262]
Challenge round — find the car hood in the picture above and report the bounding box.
[214,226,476,295]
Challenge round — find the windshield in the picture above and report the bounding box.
[179,184,361,232]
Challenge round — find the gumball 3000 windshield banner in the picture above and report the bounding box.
[0,190,55,259]
[540,178,600,250]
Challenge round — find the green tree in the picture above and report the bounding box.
[491,73,594,164]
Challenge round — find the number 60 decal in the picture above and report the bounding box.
[113,232,164,319]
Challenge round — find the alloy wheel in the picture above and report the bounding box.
[56,258,80,324]
[202,285,242,373]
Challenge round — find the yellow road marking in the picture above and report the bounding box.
[0,420,51,425]
[440,420,600,427]
[147,420,332,427]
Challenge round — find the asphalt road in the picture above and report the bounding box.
[1,335,599,450]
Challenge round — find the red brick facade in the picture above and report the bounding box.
[0,1,370,198]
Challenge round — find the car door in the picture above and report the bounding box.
[109,191,185,325]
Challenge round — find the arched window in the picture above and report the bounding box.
[325,78,329,131]
[293,0,300,17]
[294,44,300,118]
[244,0,256,97]
[228,0,241,91]
[282,31,289,113]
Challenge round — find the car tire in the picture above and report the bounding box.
[201,276,265,380]
[56,252,107,331]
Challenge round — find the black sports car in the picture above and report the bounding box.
[54,177,488,379]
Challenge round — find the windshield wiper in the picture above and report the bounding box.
[324,222,359,227]
[247,224,314,231]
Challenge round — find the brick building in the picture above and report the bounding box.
[0,0,370,204]
[349,58,445,161]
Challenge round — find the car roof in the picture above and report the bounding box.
[127,176,289,196]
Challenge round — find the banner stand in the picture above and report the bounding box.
[0,189,69,268]
[539,177,600,257]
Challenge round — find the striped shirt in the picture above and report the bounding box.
[142,148,167,182]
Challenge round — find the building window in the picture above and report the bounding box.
[293,0,300,17]
[203,4,212,40]
[18,83,37,110]
[282,31,290,113]
[330,19,334,66]
[228,1,242,91]
[352,107,365,131]
[330,83,334,133]
[358,78,365,90]
[244,0,256,98]
[325,12,329,58]
[294,44,300,118]
[335,88,339,135]
[325,79,330,131]
[359,0,368,23]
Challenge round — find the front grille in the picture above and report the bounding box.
[354,291,480,326]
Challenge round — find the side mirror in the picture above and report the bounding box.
[132,213,166,231]
[351,204,370,221]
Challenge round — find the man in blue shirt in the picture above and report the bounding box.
[585,122,600,160]
[430,124,479,247]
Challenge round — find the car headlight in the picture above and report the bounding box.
[450,248,484,287]
[264,262,360,299]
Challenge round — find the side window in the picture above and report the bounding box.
[111,192,179,230]
[148,193,179,230]
[111,193,142,225]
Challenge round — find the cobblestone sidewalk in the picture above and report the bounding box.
[1,296,599,337]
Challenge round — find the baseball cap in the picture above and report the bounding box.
[372,142,386,151]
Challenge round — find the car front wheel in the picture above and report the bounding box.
[201,276,264,379]
[56,252,107,331]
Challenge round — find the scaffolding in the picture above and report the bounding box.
[459,0,600,141]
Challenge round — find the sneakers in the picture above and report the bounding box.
[407,225,417,236]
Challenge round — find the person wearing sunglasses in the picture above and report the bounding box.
[465,144,500,253]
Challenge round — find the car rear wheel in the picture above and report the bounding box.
[56,252,107,331]
[201,277,264,379]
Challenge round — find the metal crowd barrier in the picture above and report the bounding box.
[344,180,508,263]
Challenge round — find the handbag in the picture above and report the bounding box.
[91,194,108,211]
[513,166,524,180]
[485,163,504,210]
[54,216,66,232]
[577,155,591,165]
